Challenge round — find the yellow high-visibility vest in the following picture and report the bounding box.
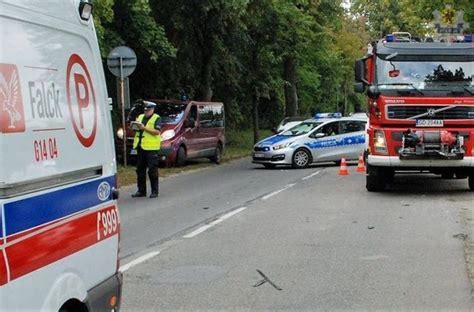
[133,114,161,150]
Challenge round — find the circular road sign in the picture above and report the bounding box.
[107,46,137,78]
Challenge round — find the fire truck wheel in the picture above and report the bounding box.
[366,165,386,192]
[469,175,474,191]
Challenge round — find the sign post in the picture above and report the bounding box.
[107,46,137,166]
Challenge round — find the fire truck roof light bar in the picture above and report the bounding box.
[386,33,473,43]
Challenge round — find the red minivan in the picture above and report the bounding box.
[116,100,225,166]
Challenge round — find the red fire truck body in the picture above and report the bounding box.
[355,34,474,191]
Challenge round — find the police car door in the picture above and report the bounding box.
[339,120,367,160]
[307,121,343,162]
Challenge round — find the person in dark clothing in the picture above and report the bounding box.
[127,99,144,123]
[131,101,161,198]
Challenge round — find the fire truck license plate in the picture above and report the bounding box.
[416,119,443,127]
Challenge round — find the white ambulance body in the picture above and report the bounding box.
[0,1,122,311]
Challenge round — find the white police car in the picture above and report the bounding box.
[253,113,368,168]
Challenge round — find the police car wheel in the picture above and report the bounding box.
[292,149,311,169]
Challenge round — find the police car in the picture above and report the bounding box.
[253,113,368,168]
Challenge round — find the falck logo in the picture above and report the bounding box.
[0,64,25,133]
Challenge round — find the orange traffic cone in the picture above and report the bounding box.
[338,158,349,176]
[356,154,366,173]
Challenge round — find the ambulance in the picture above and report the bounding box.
[0,1,122,311]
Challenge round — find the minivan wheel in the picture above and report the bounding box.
[292,148,311,168]
[209,145,222,164]
[175,146,186,167]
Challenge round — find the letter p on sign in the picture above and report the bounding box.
[74,73,89,129]
[67,54,97,148]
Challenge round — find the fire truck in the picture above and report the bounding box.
[354,32,474,191]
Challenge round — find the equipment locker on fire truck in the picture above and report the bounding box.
[0,0,122,311]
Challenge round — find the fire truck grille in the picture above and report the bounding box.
[387,105,474,120]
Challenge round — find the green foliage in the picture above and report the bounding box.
[95,0,376,134]
[350,0,473,38]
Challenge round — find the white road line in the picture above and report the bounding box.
[183,207,247,239]
[119,251,161,273]
[262,183,296,200]
[302,170,321,180]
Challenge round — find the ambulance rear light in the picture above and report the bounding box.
[109,295,118,311]
[109,295,118,309]
[79,1,93,21]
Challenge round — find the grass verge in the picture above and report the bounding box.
[117,129,272,188]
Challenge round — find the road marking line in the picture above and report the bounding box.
[183,207,247,239]
[262,183,296,200]
[302,170,321,180]
[119,251,161,273]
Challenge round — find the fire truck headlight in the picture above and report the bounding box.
[374,130,388,154]
[117,128,124,140]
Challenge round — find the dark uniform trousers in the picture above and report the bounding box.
[136,146,159,195]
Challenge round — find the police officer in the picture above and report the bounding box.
[131,101,161,198]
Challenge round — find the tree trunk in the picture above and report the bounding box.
[197,59,213,101]
[283,56,298,117]
[252,91,259,144]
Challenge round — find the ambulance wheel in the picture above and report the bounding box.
[366,165,386,192]
[263,164,276,169]
[292,148,311,169]
[469,175,474,191]
[209,144,222,164]
[175,146,186,167]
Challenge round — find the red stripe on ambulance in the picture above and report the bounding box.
[0,242,7,286]
[5,205,118,282]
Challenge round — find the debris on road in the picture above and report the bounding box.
[453,233,468,240]
[254,269,283,291]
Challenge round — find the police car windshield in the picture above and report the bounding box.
[281,121,322,136]
[155,103,186,124]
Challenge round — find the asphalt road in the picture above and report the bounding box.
[118,158,474,311]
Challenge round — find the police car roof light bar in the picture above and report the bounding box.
[314,112,342,119]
